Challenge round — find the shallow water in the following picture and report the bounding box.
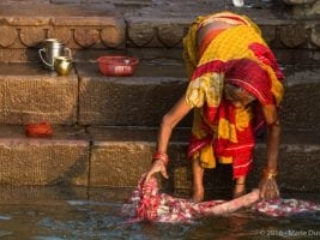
[1,189,320,240]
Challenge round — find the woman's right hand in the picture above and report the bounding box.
[144,160,169,183]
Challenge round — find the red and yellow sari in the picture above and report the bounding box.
[183,12,284,178]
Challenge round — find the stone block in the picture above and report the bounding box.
[88,126,190,187]
[0,2,126,62]
[274,48,317,65]
[281,66,320,130]
[290,1,320,18]
[0,137,90,186]
[0,63,78,125]
[90,141,154,187]
[127,21,187,48]
[279,24,308,48]
[0,49,32,63]
[310,24,320,48]
[249,131,320,192]
[77,63,192,127]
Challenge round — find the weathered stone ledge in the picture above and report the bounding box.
[282,0,320,18]
[0,0,320,63]
[0,3,125,50]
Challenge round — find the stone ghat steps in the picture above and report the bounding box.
[0,125,319,196]
[0,0,320,64]
[1,62,320,130]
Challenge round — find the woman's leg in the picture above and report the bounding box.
[192,159,205,202]
[233,176,247,198]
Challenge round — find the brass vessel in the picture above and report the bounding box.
[54,56,73,76]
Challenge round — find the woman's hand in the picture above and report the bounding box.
[144,160,169,183]
[259,176,280,199]
[260,105,281,200]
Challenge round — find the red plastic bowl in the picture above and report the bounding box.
[97,55,139,76]
[24,121,53,138]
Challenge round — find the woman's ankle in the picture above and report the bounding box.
[233,182,246,198]
[192,185,204,203]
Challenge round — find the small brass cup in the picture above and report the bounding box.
[54,56,73,76]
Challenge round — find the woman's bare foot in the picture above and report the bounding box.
[192,185,204,203]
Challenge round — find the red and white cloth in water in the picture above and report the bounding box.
[121,175,320,223]
[252,198,320,217]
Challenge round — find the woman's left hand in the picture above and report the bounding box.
[259,177,280,199]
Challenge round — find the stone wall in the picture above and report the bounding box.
[1,0,320,64]
[282,0,320,18]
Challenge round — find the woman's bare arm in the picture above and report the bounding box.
[145,94,192,182]
[259,104,281,199]
[157,94,192,153]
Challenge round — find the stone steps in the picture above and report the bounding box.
[1,62,320,130]
[0,125,319,197]
[0,0,320,64]
[0,0,320,197]
[0,61,319,195]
